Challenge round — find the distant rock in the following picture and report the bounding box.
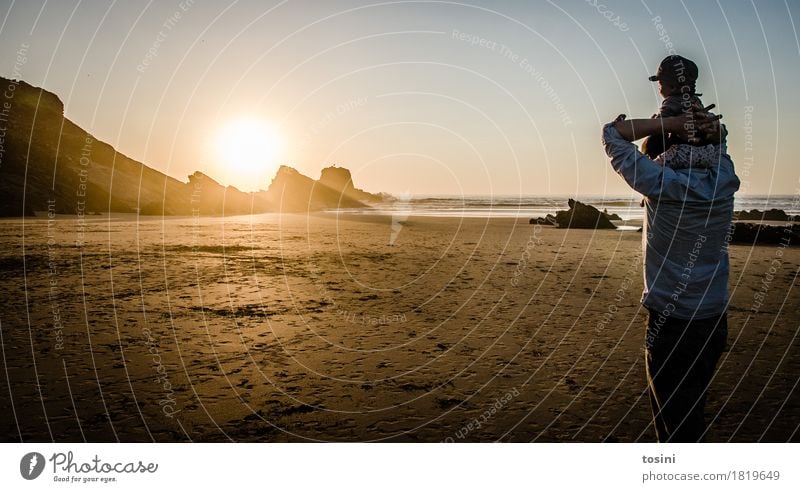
[554,199,617,229]
[318,165,384,203]
[730,223,799,246]
[602,208,623,221]
[266,165,368,212]
[183,172,272,216]
[734,209,797,222]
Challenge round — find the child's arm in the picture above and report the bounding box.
[612,114,684,142]
[613,110,721,143]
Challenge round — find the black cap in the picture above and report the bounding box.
[648,55,698,85]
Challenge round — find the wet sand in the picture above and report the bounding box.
[0,213,797,442]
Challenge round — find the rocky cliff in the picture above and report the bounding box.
[0,77,380,216]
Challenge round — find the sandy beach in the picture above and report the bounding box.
[0,213,797,442]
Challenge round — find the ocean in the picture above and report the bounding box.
[330,195,800,220]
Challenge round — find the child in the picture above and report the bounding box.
[653,139,720,170]
[642,55,716,161]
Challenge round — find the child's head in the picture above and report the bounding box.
[649,55,699,98]
[657,79,681,98]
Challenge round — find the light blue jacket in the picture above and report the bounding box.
[602,122,740,319]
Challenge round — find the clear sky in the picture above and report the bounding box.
[1,0,798,196]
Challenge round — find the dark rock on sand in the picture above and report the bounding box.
[554,199,617,229]
[531,202,618,229]
[730,222,799,246]
[734,209,797,221]
[529,214,557,226]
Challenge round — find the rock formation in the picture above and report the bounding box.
[266,165,368,212]
[318,165,383,204]
[730,223,799,246]
[555,199,617,229]
[531,201,619,228]
[734,209,797,222]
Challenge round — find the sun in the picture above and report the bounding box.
[215,118,284,189]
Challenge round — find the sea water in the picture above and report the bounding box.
[327,195,800,220]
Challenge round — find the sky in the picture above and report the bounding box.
[1,0,798,196]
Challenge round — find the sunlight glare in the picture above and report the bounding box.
[216,118,284,189]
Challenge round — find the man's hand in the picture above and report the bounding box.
[697,106,727,144]
[669,107,723,144]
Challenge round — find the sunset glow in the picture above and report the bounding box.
[215,118,284,189]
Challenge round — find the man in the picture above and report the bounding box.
[602,107,740,442]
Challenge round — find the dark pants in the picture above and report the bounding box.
[645,309,727,442]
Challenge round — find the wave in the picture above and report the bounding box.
[334,195,799,219]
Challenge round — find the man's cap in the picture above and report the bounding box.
[648,55,699,84]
